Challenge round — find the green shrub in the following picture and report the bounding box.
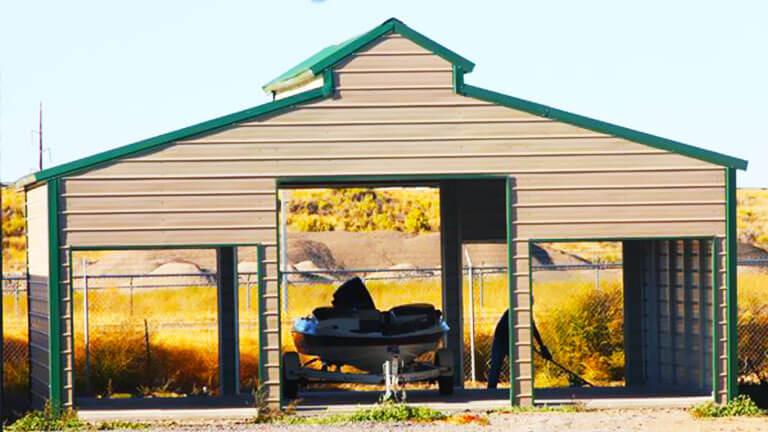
[690,395,765,418]
[272,402,447,425]
[8,403,85,431]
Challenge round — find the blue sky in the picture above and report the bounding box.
[1,1,765,185]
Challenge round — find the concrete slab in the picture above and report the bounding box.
[75,387,712,422]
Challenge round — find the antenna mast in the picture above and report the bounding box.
[38,102,43,171]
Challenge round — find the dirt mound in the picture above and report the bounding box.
[287,239,340,269]
[142,260,212,287]
[374,263,437,280]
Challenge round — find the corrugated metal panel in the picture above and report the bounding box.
[55,36,728,406]
[637,239,714,392]
[26,184,50,409]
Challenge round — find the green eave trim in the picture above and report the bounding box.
[458,84,748,171]
[23,81,333,187]
[263,17,475,93]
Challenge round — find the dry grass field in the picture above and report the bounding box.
[6,268,766,400]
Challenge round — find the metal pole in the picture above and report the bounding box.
[464,248,476,382]
[280,191,288,314]
[595,260,601,291]
[83,258,91,395]
[245,275,251,312]
[479,263,484,308]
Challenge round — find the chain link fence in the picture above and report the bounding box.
[3,274,29,412]
[3,257,768,400]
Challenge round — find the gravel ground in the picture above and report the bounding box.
[132,409,768,432]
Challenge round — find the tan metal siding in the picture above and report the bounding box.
[56,35,729,405]
[26,184,50,408]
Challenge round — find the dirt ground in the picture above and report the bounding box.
[138,409,768,432]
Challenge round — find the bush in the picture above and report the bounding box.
[273,402,447,425]
[8,403,85,431]
[691,395,765,418]
[534,280,624,385]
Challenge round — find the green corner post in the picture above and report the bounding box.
[47,178,62,410]
[505,177,516,405]
[725,168,738,400]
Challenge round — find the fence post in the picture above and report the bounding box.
[464,248,476,383]
[245,274,251,312]
[595,260,601,291]
[83,257,91,395]
[479,263,484,308]
[280,191,288,314]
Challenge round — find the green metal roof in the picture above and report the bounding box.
[18,18,747,188]
[262,17,475,93]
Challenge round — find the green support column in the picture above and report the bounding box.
[47,178,62,409]
[725,168,738,400]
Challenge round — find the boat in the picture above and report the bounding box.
[292,277,450,372]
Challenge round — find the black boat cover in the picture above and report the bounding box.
[331,276,376,311]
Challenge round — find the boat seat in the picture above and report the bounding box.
[357,309,383,333]
[312,306,355,321]
[384,303,441,334]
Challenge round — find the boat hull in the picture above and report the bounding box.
[292,324,446,372]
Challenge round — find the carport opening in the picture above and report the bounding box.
[530,239,716,401]
[530,241,625,389]
[71,247,247,404]
[279,186,447,394]
[277,178,512,407]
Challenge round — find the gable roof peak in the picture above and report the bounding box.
[262,17,475,94]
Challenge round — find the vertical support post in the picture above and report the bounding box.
[711,239,719,400]
[280,191,288,314]
[682,240,693,388]
[439,181,463,387]
[698,240,708,391]
[217,246,239,396]
[83,257,91,395]
[622,240,645,386]
[725,167,738,400]
[47,178,62,409]
[256,245,265,385]
[667,240,678,384]
[464,248,476,382]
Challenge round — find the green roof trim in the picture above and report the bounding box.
[262,17,475,93]
[457,80,748,170]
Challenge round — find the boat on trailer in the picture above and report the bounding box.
[283,277,454,399]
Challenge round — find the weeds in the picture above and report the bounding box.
[8,403,85,431]
[690,395,765,418]
[492,402,587,414]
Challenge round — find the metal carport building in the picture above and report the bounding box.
[16,18,747,410]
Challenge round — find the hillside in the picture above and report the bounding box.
[2,187,25,273]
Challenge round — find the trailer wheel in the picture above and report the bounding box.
[434,349,454,396]
[282,352,301,400]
